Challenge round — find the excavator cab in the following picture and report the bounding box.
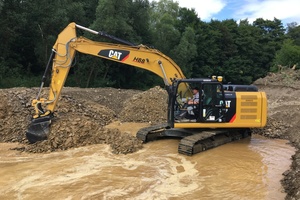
[172,78,227,124]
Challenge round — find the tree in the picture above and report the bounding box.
[273,39,300,70]
[0,0,296,88]
[252,18,286,73]
[149,0,180,54]
[0,0,4,14]
[192,21,221,78]
[176,7,199,33]
[129,0,152,44]
[286,22,300,46]
[234,19,264,82]
[171,27,197,77]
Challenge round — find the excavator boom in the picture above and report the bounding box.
[26,22,190,143]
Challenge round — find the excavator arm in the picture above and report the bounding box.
[26,22,191,143]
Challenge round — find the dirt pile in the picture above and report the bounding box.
[0,86,168,154]
[0,88,34,143]
[62,87,141,114]
[251,117,291,139]
[254,68,300,199]
[119,86,168,123]
[254,68,300,89]
[254,69,300,145]
[0,88,142,154]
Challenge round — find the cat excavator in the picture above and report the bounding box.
[26,22,268,155]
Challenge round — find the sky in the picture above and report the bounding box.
[152,0,300,26]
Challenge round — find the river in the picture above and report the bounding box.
[0,122,295,200]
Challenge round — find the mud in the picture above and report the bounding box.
[1,69,300,199]
[254,69,300,199]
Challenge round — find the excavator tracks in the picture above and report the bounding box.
[137,123,251,156]
[136,123,170,142]
[178,129,251,156]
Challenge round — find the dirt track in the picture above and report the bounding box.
[0,69,300,199]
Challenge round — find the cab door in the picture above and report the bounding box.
[198,83,227,122]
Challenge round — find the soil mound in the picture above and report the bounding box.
[0,86,168,154]
[254,68,300,89]
[0,87,144,154]
[119,86,168,123]
[0,88,34,143]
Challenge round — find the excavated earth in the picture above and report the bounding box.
[0,69,300,199]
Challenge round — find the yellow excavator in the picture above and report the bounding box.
[26,22,267,155]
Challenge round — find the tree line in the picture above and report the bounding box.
[0,0,300,89]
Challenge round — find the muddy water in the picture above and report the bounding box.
[0,123,295,200]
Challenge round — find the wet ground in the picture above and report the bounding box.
[0,123,295,200]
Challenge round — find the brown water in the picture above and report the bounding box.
[0,123,295,200]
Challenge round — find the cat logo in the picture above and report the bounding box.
[219,100,231,108]
[225,100,231,108]
[109,50,122,60]
[98,49,130,62]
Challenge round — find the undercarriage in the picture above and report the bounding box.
[136,124,251,156]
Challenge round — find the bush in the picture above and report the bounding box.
[273,39,300,70]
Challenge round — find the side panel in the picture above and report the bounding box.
[233,92,267,127]
[174,91,267,129]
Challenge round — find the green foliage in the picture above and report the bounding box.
[149,0,180,54]
[92,0,134,40]
[252,18,286,72]
[0,59,40,88]
[82,0,158,89]
[286,22,300,46]
[0,1,3,13]
[129,0,152,44]
[176,8,199,33]
[0,0,297,89]
[272,39,300,70]
[0,76,40,88]
[171,27,197,77]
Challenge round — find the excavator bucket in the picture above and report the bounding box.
[25,116,52,143]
